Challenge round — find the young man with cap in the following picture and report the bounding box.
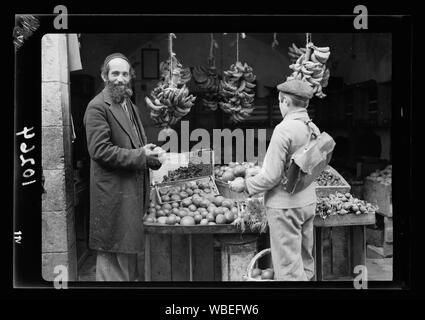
[230,79,320,281]
[84,53,162,281]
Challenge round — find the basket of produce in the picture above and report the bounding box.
[234,196,268,233]
[315,166,351,198]
[244,248,275,281]
[365,165,392,186]
[214,161,262,200]
[363,165,392,216]
[144,190,240,227]
[155,176,219,205]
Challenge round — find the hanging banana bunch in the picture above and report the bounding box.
[286,35,331,99]
[192,34,222,111]
[145,33,196,127]
[218,33,256,122]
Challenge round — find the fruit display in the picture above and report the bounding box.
[250,268,274,280]
[316,169,345,186]
[162,162,213,183]
[193,57,222,112]
[144,192,239,226]
[156,177,219,204]
[287,43,331,98]
[366,165,392,185]
[316,192,378,220]
[219,61,256,122]
[145,35,196,128]
[145,56,196,128]
[234,197,268,233]
[214,162,261,184]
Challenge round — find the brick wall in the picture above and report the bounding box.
[41,34,77,281]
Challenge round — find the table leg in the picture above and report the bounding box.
[144,233,151,281]
[189,234,193,282]
[351,225,366,277]
[315,227,323,281]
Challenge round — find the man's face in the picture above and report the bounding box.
[103,58,132,103]
[278,92,290,117]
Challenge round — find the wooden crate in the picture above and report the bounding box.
[315,166,351,198]
[314,211,375,281]
[363,178,392,217]
[155,175,219,205]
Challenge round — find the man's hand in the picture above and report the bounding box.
[143,143,159,158]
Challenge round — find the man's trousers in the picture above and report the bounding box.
[266,203,316,281]
[95,250,138,281]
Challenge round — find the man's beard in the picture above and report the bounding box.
[106,81,133,104]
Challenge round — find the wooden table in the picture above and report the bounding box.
[143,211,376,281]
[143,224,259,281]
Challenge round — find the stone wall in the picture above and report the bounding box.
[41,34,77,281]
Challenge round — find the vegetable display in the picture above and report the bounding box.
[234,197,268,233]
[316,192,378,219]
[287,42,331,98]
[366,165,392,185]
[316,170,345,186]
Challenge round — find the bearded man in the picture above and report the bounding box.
[83,53,161,281]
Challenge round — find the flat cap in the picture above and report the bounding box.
[276,79,314,100]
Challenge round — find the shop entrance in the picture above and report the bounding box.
[70,73,95,268]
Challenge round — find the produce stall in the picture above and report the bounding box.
[144,150,377,281]
[140,33,384,281]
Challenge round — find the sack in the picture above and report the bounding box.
[282,120,336,195]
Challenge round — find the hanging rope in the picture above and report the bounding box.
[306,32,312,47]
[305,32,313,60]
[236,33,239,63]
[272,32,279,48]
[209,33,216,68]
[168,33,176,81]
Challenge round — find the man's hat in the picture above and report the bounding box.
[276,79,314,100]
[103,52,130,67]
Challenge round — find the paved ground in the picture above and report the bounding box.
[78,250,392,282]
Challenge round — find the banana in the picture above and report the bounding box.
[235,61,245,72]
[301,66,314,75]
[312,45,330,53]
[288,52,299,59]
[238,80,247,92]
[145,97,164,112]
[307,77,321,86]
[154,98,163,106]
[245,81,256,88]
[310,52,320,64]
[296,54,305,65]
[313,50,330,64]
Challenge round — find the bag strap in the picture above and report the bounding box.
[299,119,318,140]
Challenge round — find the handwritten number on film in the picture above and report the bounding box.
[16,127,36,186]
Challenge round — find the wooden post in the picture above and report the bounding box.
[351,225,366,277]
[315,227,323,281]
